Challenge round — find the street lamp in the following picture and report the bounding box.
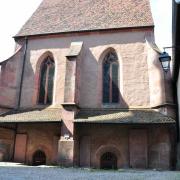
[159,51,171,73]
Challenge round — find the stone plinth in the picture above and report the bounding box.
[58,138,74,167]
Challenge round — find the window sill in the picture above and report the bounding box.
[35,104,53,109]
[102,103,121,108]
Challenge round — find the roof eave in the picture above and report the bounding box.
[0,120,61,123]
[14,25,154,40]
[74,120,176,124]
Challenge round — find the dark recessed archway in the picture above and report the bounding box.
[32,150,46,166]
[100,152,117,169]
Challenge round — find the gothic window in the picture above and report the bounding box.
[103,51,119,103]
[38,56,55,105]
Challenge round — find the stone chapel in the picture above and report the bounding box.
[0,0,176,169]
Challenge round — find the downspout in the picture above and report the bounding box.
[13,37,28,161]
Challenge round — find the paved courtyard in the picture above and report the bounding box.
[0,163,180,180]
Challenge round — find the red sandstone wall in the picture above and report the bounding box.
[13,29,163,109]
[0,127,15,161]
[0,29,171,110]
[17,123,61,165]
[75,124,175,169]
[0,47,24,108]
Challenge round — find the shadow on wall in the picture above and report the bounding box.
[0,45,61,110]
[26,31,149,108]
[17,30,153,109]
[79,46,128,108]
[0,45,24,108]
[20,50,56,109]
[1,37,167,109]
[147,40,174,107]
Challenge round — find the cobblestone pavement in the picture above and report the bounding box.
[0,163,180,180]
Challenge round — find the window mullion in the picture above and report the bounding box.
[110,64,112,103]
[44,65,50,104]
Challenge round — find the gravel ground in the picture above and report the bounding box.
[0,163,180,180]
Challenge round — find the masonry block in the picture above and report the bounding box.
[58,138,74,167]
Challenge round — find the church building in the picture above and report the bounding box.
[0,0,176,169]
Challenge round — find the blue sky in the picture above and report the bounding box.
[0,0,172,60]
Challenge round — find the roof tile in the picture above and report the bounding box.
[75,109,175,124]
[16,0,154,37]
[0,108,62,123]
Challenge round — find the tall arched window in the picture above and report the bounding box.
[38,56,55,105]
[103,51,119,103]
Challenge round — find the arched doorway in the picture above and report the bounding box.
[32,150,46,166]
[100,152,117,169]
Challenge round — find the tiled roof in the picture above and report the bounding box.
[16,0,154,37]
[0,108,62,123]
[75,109,175,124]
[0,108,11,115]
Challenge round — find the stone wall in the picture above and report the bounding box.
[75,123,175,169]
[0,28,170,110]
[0,127,15,161]
[16,123,61,165]
[14,28,166,109]
[0,28,175,169]
[0,46,24,108]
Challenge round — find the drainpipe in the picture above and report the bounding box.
[13,37,28,161]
